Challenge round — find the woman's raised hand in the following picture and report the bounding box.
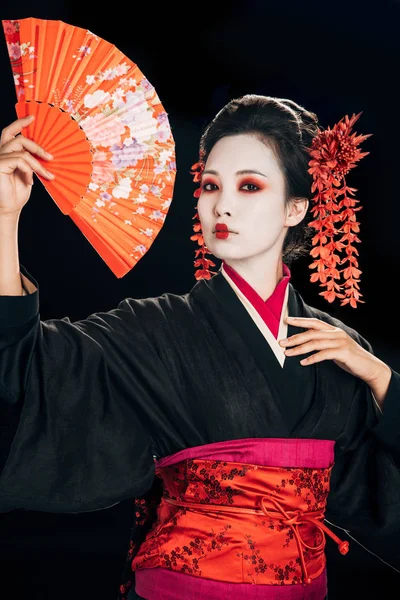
[0,115,55,218]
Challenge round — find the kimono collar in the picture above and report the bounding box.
[220,260,291,339]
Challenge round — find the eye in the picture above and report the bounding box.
[201,182,219,192]
[240,183,260,192]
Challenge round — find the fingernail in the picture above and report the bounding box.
[46,171,55,179]
[45,152,54,159]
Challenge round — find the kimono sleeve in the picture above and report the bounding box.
[0,266,162,514]
[325,333,400,570]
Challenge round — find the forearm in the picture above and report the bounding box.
[367,361,393,410]
[0,213,36,296]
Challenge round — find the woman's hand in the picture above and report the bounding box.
[279,317,391,406]
[0,115,55,218]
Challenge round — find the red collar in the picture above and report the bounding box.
[222,261,291,339]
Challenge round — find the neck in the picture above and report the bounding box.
[223,254,284,302]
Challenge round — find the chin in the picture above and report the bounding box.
[207,245,240,261]
[204,234,243,260]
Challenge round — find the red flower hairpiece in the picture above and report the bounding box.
[190,161,218,280]
[307,113,371,308]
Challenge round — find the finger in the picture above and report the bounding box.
[299,349,340,365]
[284,339,342,356]
[286,316,337,331]
[0,152,55,179]
[0,115,35,146]
[0,153,55,180]
[279,329,343,347]
[0,134,53,161]
[0,155,34,186]
[18,161,35,186]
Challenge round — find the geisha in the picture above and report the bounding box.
[0,94,399,600]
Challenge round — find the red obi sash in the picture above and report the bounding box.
[129,439,349,599]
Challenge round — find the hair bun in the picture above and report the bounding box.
[279,98,319,142]
[280,98,318,125]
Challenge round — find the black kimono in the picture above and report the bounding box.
[0,265,399,598]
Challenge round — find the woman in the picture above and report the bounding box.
[0,95,399,600]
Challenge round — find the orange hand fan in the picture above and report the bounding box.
[2,18,176,277]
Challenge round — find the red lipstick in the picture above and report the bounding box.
[215,223,230,239]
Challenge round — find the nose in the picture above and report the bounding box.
[214,189,233,217]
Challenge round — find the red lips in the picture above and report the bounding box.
[214,223,231,240]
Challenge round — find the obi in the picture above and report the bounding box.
[127,438,349,599]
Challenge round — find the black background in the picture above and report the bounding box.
[0,1,399,598]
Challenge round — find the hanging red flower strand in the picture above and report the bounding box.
[190,161,218,280]
[307,113,371,308]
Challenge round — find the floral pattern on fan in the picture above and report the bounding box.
[2,18,176,278]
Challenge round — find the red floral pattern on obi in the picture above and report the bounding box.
[130,458,334,585]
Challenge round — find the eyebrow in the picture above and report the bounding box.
[202,169,268,178]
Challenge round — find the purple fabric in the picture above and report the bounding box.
[156,438,335,470]
[135,567,328,600]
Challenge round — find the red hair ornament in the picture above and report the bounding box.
[190,160,218,280]
[307,113,371,308]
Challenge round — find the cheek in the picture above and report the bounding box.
[197,194,211,221]
[196,196,204,219]
[261,194,287,221]
[244,198,286,237]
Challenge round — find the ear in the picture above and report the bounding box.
[284,197,309,227]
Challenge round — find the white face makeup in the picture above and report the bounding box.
[197,133,305,271]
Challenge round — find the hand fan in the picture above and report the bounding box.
[2,18,176,277]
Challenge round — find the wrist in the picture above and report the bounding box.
[0,211,21,228]
[366,362,392,409]
[365,360,392,385]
